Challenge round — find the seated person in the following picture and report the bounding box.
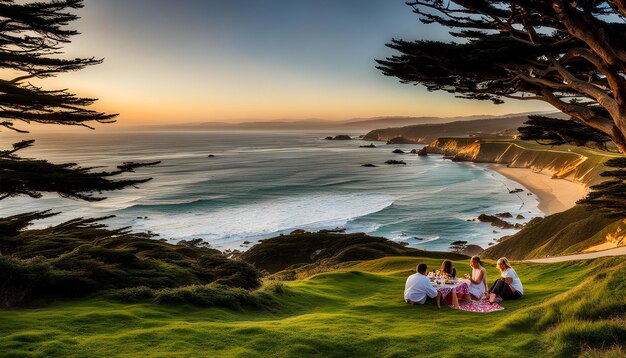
[404,263,440,305]
[440,259,457,278]
[488,257,523,304]
[463,255,487,301]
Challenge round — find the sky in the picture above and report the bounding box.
[36,0,552,125]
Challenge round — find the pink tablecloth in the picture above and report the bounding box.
[433,279,470,299]
[458,300,504,313]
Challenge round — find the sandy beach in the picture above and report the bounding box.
[489,165,589,215]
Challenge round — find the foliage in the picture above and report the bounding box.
[519,115,614,150]
[0,212,262,307]
[0,0,157,201]
[0,143,161,200]
[579,157,626,216]
[449,240,468,252]
[376,1,626,153]
[0,0,115,132]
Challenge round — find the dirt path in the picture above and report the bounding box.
[525,246,626,263]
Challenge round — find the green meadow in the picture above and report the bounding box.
[1,256,624,357]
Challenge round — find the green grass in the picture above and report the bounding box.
[483,205,618,260]
[1,256,624,357]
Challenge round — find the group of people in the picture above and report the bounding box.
[404,256,523,306]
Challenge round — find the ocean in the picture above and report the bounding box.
[0,130,542,251]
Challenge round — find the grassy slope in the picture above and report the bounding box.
[1,256,624,357]
[482,205,618,260]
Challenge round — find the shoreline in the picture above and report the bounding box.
[488,164,589,216]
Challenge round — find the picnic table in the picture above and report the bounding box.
[432,278,470,309]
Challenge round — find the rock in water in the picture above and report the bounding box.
[509,188,524,194]
[417,147,428,156]
[392,149,405,154]
[516,214,525,219]
[478,214,523,230]
[360,143,376,148]
[385,160,407,165]
[325,134,352,140]
[386,136,417,144]
[495,212,513,218]
[361,164,378,167]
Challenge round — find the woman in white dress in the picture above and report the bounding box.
[463,256,487,301]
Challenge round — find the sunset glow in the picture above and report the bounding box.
[43,0,551,125]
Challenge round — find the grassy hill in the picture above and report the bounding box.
[239,231,466,278]
[1,255,624,357]
[482,205,619,260]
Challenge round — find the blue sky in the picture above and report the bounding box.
[44,0,551,124]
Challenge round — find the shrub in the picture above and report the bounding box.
[108,286,155,303]
[152,284,272,309]
[0,213,263,307]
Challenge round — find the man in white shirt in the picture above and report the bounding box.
[404,263,440,305]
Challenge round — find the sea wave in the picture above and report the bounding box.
[129,193,395,245]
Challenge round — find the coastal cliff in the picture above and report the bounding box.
[426,138,614,186]
[422,137,626,259]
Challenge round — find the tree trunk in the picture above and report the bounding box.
[611,125,626,154]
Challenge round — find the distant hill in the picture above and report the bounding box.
[337,112,547,129]
[130,112,558,132]
[363,113,568,143]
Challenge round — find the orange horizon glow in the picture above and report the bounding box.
[8,1,554,127]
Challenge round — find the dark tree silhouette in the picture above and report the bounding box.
[449,240,468,253]
[578,157,626,216]
[0,0,157,201]
[0,0,116,132]
[0,140,160,201]
[518,115,613,150]
[376,1,626,154]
